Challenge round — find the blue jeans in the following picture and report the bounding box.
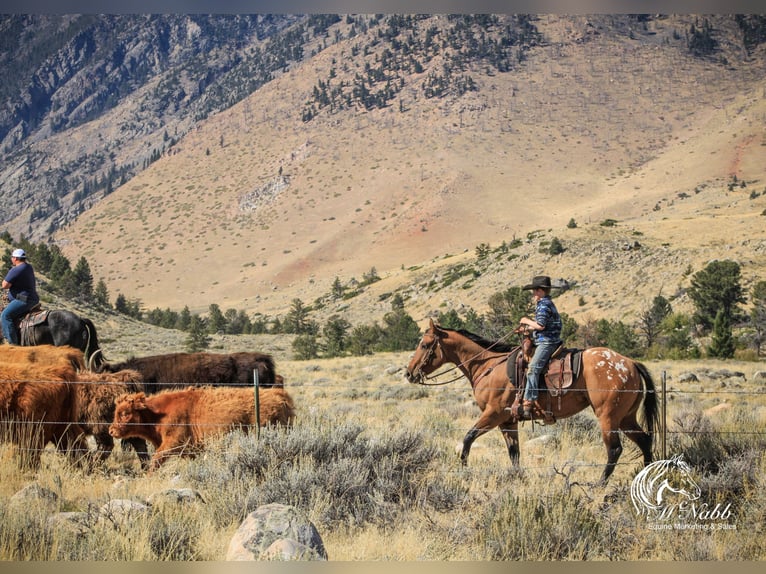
[524,340,560,402]
[1,299,32,345]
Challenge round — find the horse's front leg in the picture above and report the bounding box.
[460,409,509,465]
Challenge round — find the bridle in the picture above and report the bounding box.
[410,332,465,385]
[410,328,518,386]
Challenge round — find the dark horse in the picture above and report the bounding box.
[17,309,106,370]
[405,319,659,484]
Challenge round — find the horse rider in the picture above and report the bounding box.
[2,248,40,345]
[518,275,562,419]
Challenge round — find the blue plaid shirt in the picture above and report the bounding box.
[534,296,562,343]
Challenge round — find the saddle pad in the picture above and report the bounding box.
[19,310,49,346]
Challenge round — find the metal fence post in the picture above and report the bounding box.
[661,370,667,460]
[254,369,261,439]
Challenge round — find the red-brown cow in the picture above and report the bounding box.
[0,344,85,374]
[109,386,295,470]
[0,363,87,469]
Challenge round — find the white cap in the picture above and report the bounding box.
[11,249,26,259]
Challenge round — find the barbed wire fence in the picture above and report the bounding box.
[1,368,765,476]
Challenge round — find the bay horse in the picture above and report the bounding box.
[16,308,106,370]
[405,319,659,484]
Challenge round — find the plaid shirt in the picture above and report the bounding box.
[534,296,562,343]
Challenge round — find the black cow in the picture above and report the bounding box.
[98,351,279,394]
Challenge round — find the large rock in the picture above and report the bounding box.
[9,483,60,514]
[226,503,327,561]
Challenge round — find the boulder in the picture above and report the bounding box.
[226,503,327,561]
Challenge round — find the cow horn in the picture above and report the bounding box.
[88,349,103,372]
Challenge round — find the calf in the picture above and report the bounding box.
[71,370,151,469]
[109,386,295,470]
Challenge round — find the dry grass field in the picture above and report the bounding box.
[1,346,764,560]
[2,15,766,562]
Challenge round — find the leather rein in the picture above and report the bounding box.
[413,329,518,386]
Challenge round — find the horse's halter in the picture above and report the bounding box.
[409,330,463,385]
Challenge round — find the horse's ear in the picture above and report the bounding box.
[428,318,436,330]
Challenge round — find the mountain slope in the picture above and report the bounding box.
[7,15,766,328]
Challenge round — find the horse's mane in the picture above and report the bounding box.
[446,327,515,353]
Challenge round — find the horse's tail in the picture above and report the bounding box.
[82,318,105,369]
[636,361,660,445]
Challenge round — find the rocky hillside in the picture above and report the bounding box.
[2,14,766,332]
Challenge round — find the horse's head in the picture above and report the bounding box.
[405,318,448,384]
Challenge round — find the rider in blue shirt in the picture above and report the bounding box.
[2,248,40,345]
[518,275,562,419]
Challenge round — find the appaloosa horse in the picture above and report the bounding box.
[405,319,659,484]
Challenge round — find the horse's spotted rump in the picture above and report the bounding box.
[590,349,630,385]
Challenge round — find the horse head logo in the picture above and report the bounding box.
[630,454,702,519]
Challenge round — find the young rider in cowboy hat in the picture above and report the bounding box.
[518,275,562,419]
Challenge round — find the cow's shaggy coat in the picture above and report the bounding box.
[71,369,150,468]
[109,386,295,470]
[101,351,280,393]
[0,362,87,469]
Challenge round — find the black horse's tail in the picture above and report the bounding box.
[636,361,660,446]
[82,318,105,369]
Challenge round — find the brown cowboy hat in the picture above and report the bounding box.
[522,275,552,290]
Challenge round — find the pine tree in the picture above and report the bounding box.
[93,279,110,308]
[688,260,745,332]
[186,315,211,352]
[72,256,94,300]
[750,280,766,356]
[292,333,319,360]
[323,315,351,357]
[708,309,735,358]
[207,303,226,334]
[638,294,672,349]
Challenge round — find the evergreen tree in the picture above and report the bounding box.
[708,309,735,358]
[57,270,79,299]
[34,243,54,274]
[547,237,565,255]
[348,324,383,356]
[659,312,695,357]
[49,253,71,282]
[285,298,311,334]
[176,306,192,331]
[72,256,94,300]
[377,306,421,352]
[207,303,226,334]
[750,280,766,356]
[638,294,672,349]
[93,279,110,309]
[484,286,531,338]
[292,333,319,360]
[688,260,745,332]
[323,315,351,357]
[436,309,465,329]
[114,293,129,315]
[186,314,211,352]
